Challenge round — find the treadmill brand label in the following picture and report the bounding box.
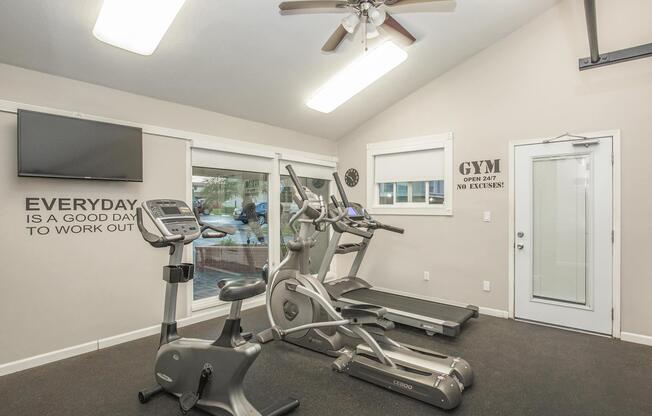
[393,380,414,390]
[457,159,505,191]
[24,197,138,237]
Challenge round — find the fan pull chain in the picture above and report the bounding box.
[363,14,368,51]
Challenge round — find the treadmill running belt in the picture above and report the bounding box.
[344,289,476,324]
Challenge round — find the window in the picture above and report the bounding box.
[377,181,442,205]
[378,182,393,205]
[367,133,453,215]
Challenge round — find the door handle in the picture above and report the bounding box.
[516,244,525,250]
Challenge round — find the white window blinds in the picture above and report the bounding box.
[280,160,335,180]
[374,148,444,183]
[192,148,273,173]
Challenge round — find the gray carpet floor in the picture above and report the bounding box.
[2,306,652,416]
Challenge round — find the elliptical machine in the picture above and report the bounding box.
[136,199,299,416]
[258,167,473,410]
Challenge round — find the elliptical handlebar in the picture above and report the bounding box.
[286,165,308,201]
[324,195,347,224]
[332,172,350,207]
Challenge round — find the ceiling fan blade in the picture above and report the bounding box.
[380,13,416,45]
[322,24,349,52]
[279,1,348,11]
[385,0,450,5]
[383,0,457,13]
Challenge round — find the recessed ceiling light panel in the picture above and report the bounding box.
[93,0,186,56]
[307,41,408,114]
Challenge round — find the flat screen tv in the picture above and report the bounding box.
[18,110,143,182]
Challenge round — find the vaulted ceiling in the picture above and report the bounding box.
[0,0,560,139]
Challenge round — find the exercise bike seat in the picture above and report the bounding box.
[218,278,266,302]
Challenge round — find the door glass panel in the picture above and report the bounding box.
[280,175,330,274]
[531,155,590,305]
[192,167,269,301]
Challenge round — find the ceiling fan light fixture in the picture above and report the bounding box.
[341,13,361,34]
[368,6,387,26]
[365,23,380,39]
[306,41,408,113]
[93,0,186,55]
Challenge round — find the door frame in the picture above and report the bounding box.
[508,130,621,338]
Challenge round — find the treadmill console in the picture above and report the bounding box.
[142,199,201,241]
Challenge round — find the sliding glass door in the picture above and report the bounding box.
[192,167,269,301]
[189,149,336,310]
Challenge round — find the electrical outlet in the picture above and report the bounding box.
[423,271,430,281]
[483,280,491,292]
[483,211,492,222]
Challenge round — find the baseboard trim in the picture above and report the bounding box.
[0,295,266,377]
[372,286,509,319]
[621,331,652,347]
[0,341,97,377]
[478,307,509,319]
[98,325,160,350]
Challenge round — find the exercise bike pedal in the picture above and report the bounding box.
[179,363,213,414]
[179,392,200,414]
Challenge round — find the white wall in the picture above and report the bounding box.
[0,64,335,368]
[336,0,652,336]
[0,115,188,364]
[0,63,336,155]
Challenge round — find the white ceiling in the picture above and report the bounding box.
[0,0,560,139]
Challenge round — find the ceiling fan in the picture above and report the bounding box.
[278,0,455,52]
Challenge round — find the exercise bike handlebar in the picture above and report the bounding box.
[199,220,236,236]
[286,165,308,201]
[332,172,350,207]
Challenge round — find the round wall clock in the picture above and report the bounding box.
[344,168,359,187]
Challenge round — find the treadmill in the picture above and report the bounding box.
[317,173,479,337]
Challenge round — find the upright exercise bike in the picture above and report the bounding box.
[258,166,472,410]
[136,199,299,416]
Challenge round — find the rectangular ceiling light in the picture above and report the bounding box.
[307,41,408,114]
[93,0,186,56]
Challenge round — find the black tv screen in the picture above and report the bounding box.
[18,110,143,182]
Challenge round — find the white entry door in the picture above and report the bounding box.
[514,136,613,334]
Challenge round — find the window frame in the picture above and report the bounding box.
[366,133,453,216]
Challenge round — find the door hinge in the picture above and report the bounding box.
[611,153,614,165]
[611,308,614,320]
[611,230,615,243]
